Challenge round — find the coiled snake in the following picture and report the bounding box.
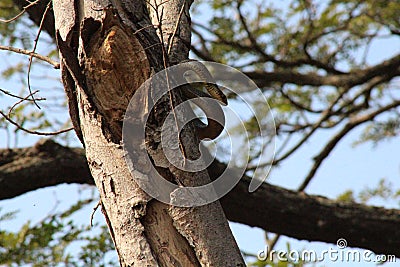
[179,60,227,140]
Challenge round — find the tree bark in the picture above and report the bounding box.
[51,0,244,266]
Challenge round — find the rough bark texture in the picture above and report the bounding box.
[0,139,92,199]
[144,1,244,266]
[1,140,400,257]
[51,0,244,266]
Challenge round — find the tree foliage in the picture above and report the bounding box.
[0,199,117,267]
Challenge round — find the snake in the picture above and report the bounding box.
[178,59,227,140]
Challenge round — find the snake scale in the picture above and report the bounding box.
[179,59,227,140]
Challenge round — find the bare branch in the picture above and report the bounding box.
[272,88,348,165]
[0,88,45,101]
[167,1,185,55]
[0,0,39,23]
[0,110,73,136]
[27,0,52,109]
[245,54,400,88]
[0,45,60,68]
[279,87,323,113]
[7,89,43,115]
[192,21,345,74]
[11,0,55,37]
[298,99,400,191]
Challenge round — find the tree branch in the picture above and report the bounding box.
[0,45,59,68]
[0,139,92,199]
[299,99,400,191]
[245,54,400,88]
[0,139,399,257]
[11,0,55,37]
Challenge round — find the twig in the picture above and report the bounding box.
[190,28,214,61]
[0,45,60,68]
[279,88,322,113]
[153,0,186,157]
[167,1,185,55]
[0,88,45,101]
[0,110,73,136]
[272,88,349,164]
[90,200,102,227]
[267,234,280,251]
[147,0,171,11]
[27,0,52,109]
[192,20,345,74]
[0,0,39,23]
[7,90,44,116]
[143,42,163,51]
[133,24,159,35]
[298,99,400,191]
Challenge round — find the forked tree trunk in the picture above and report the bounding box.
[52,0,245,266]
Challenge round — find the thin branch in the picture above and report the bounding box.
[190,44,214,62]
[192,20,345,74]
[27,0,52,109]
[0,110,73,136]
[0,45,60,68]
[143,42,163,51]
[274,74,396,137]
[152,0,187,158]
[333,72,395,117]
[7,89,44,116]
[245,53,400,88]
[298,99,400,191]
[306,3,361,45]
[279,88,323,113]
[273,88,348,164]
[268,77,400,249]
[236,1,268,63]
[90,201,102,227]
[191,28,213,61]
[0,0,39,23]
[133,23,159,35]
[0,88,45,101]
[167,1,185,55]
[274,131,293,157]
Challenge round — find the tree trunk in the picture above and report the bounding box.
[52,0,244,266]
